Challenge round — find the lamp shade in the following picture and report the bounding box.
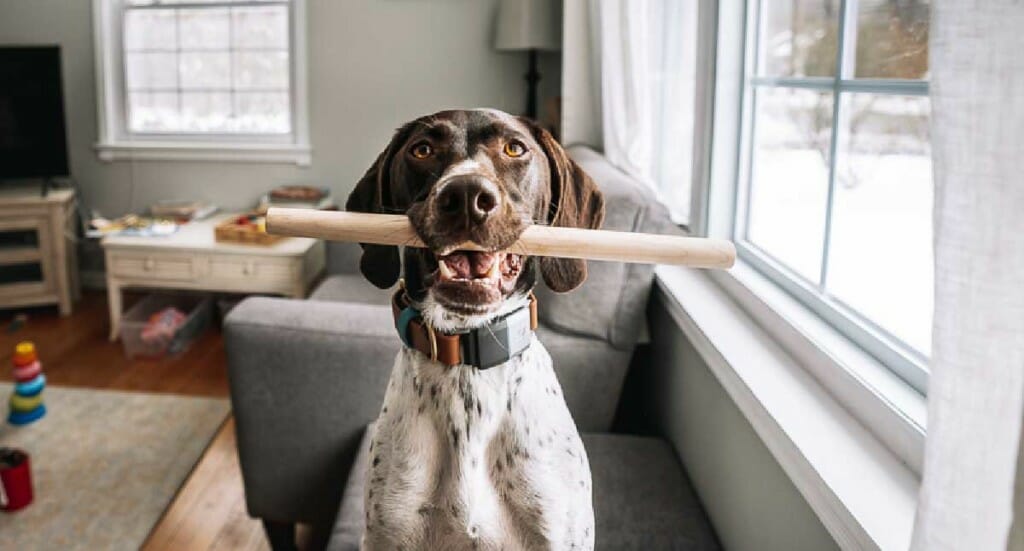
[494,0,562,51]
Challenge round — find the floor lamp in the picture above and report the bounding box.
[494,0,561,120]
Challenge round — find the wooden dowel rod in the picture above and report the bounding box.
[266,208,735,269]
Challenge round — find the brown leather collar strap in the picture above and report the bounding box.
[391,289,538,367]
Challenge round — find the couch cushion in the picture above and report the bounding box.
[537,326,631,432]
[536,146,680,350]
[586,433,720,550]
[310,274,395,305]
[328,427,719,550]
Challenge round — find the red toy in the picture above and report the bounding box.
[0,448,33,512]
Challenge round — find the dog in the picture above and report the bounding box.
[347,109,605,551]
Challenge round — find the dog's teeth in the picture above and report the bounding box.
[486,257,501,280]
[438,259,455,280]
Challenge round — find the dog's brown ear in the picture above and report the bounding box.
[345,125,412,289]
[523,119,606,293]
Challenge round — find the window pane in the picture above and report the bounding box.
[122,3,292,136]
[826,93,932,354]
[124,9,177,51]
[179,52,231,89]
[235,92,291,133]
[855,0,929,79]
[125,52,177,90]
[128,92,178,132]
[758,0,841,77]
[232,6,289,49]
[233,51,289,89]
[181,92,232,132]
[177,8,229,50]
[746,87,833,282]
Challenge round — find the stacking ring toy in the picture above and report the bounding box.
[9,393,43,412]
[7,405,46,425]
[12,342,37,367]
[14,374,46,397]
[12,361,41,383]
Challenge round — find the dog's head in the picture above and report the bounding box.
[346,109,604,328]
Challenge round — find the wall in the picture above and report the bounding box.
[0,0,561,217]
[644,297,840,551]
[560,0,600,148]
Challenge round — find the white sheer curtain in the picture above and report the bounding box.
[592,0,656,189]
[561,0,698,222]
[911,1,1024,549]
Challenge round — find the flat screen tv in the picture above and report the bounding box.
[0,46,69,181]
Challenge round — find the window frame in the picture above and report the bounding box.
[92,0,311,165]
[688,0,928,477]
[729,0,930,394]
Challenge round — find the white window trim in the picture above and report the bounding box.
[663,1,927,547]
[694,0,928,460]
[655,265,919,551]
[708,260,926,470]
[731,0,930,393]
[91,0,311,166]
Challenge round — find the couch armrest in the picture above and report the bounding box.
[225,297,399,525]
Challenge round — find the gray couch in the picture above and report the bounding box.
[224,146,720,550]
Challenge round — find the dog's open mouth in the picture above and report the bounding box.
[429,250,524,313]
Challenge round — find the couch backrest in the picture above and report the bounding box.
[534,146,678,350]
[325,241,364,276]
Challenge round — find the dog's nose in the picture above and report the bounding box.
[436,178,499,226]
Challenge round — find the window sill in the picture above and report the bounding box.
[94,141,312,166]
[709,260,927,470]
[655,265,920,550]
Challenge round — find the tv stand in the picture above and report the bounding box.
[0,185,79,315]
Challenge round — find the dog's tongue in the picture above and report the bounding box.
[438,251,500,280]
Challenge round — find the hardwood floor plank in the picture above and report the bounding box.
[0,292,229,396]
[144,418,267,551]
[209,496,271,551]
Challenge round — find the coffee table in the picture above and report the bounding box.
[101,213,324,340]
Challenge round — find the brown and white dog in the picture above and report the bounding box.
[347,109,604,551]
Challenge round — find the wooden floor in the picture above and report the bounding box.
[0,292,229,396]
[144,418,270,551]
[1,292,269,551]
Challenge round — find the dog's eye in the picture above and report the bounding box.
[410,142,433,159]
[504,140,527,158]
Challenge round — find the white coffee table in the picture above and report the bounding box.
[101,213,325,340]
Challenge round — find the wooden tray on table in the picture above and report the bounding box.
[214,214,285,246]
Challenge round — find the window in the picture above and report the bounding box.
[733,0,931,390]
[93,0,310,164]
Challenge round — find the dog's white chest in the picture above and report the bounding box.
[362,339,594,551]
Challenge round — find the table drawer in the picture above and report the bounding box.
[109,253,194,280]
[207,257,295,284]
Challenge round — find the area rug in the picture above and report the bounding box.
[0,384,230,550]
